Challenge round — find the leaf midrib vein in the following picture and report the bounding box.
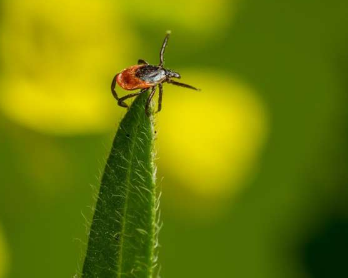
[117,114,142,278]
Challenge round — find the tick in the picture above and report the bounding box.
[111,31,200,116]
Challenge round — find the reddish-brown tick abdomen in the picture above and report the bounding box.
[116,65,155,90]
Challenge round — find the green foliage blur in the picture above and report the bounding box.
[0,0,348,277]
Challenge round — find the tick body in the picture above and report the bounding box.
[116,65,166,90]
[111,31,199,116]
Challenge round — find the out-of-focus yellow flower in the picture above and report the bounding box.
[120,0,235,35]
[157,70,268,201]
[0,225,9,278]
[0,0,135,135]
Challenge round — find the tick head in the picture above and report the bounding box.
[165,69,181,79]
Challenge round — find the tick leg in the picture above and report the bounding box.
[111,74,119,100]
[156,83,163,113]
[138,59,149,65]
[145,86,157,116]
[118,88,148,109]
[167,79,200,91]
[159,31,171,67]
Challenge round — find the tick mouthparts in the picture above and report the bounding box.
[166,70,181,79]
[173,72,181,79]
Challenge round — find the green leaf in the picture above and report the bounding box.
[81,92,159,278]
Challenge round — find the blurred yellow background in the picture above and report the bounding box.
[0,0,348,277]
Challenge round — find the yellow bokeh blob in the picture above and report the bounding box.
[156,70,269,199]
[0,0,135,135]
[120,0,236,34]
[0,225,9,278]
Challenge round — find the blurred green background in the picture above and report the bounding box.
[1,0,348,277]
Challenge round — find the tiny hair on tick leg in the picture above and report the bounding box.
[111,30,200,116]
